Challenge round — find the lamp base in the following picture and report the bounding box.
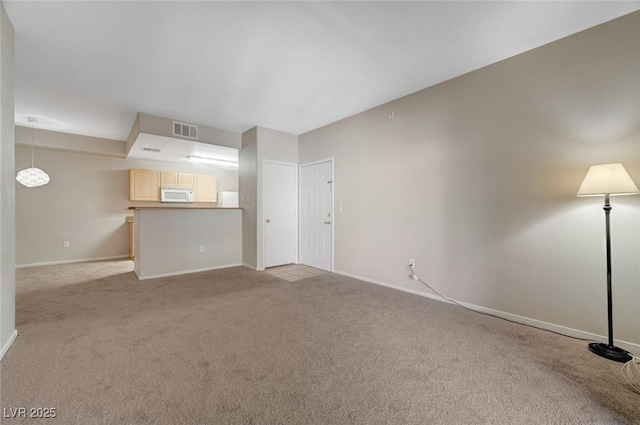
[588,342,632,363]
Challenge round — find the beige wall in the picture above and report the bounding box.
[299,12,640,347]
[0,2,15,360]
[134,209,242,279]
[240,127,258,268]
[15,146,239,266]
[16,126,125,157]
[240,126,299,270]
[126,112,241,155]
[255,127,298,270]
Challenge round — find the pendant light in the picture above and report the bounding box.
[16,117,50,187]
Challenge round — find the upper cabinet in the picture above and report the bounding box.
[130,169,216,203]
[129,169,160,201]
[178,173,195,188]
[160,172,194,188]
[194,175,217,202]
[160,171,178,187]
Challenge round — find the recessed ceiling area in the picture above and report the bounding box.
[128,133,239,168]
[5,1,639,142]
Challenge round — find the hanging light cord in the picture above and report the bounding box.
[30,122,35,168]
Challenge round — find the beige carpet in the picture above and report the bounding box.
[1,260,638,424]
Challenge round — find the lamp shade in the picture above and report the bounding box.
[16,167,50,187]
[577,163,639,197]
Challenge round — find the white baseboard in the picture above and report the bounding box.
[16,255,130,269]
[0,330,17,362]
[135,263,243,280]
[333,269,640,354]
[242,263,257,270]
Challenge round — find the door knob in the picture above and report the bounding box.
[266,219,271,223]
[324,221,331,225]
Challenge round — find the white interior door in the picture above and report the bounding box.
[263,161,298,268]
[299,160,333,271]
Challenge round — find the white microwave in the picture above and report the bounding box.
[160,186,195,203]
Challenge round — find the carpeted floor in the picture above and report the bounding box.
[1,260,638,424]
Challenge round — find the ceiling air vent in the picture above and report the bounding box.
[173,121,198,139]
[141,147,162,153]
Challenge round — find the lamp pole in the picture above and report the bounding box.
[577,163,638,362]
[604,194,613,348]
[587,194,632,362]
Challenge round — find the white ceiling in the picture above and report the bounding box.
[5,1,640,142]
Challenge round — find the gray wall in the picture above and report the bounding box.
[15,146,239,266]
[299,13,640,347]
[0,2,15,360]
[255,127,298,270]
[240,126,298,270]
[134,209,242,279]
[126,112,241,155]
[240,127,257,269]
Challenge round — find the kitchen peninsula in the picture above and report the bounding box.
[131,207,242,280]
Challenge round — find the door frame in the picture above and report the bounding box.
[299,157,334,272]
[261,159,299,270]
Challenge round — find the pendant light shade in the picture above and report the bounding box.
[16,117,50,188]
[16,167,50,187]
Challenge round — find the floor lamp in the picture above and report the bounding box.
[577,163,639,363]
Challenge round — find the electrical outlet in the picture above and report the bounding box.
[409,258,415,268]
[63,241,70,248]
[199,246,205,253]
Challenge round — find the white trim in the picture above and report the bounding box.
[333,269,640,354]
[0,330,18,362]
[262,158,299,167]
[242,263,257,270]
[300,157,334,168]
[299,157,334,272]
[134,263,242,280]
[16,255,130,269]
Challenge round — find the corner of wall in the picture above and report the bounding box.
[241,126,258,148]
[0,0,16,361]
[240,126,258,268]
[125,112,141,156]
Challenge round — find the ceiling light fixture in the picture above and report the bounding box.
[187,155,238,168]
[16,117,50,187]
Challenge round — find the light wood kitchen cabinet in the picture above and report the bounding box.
[129,168,216,202]
[160,172,194,188]
[194,175,217,202]
[129,169,160,201]
[160,171,178,186]
[178,173,195,188]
